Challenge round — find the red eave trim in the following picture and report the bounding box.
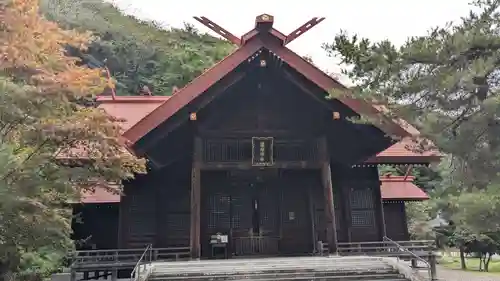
[123,38,264,144]
[97,95,170,104]
[365,155,442,164]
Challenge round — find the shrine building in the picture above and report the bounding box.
[70,14,440,260]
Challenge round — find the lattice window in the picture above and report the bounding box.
[202,138,319,163]
[208,193,231,229]
[351,210,376,226]
[350,188,374,209]
[349,185,376,228]
[231,196,242,229]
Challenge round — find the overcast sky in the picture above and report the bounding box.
[110,0,473,81]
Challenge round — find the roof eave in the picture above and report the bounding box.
[365,155,443,164]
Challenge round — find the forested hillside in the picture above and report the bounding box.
[40,0,235,96]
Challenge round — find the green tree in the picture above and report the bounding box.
[324,0,500,186]
[447,187,500,271]
[0,0,145,279]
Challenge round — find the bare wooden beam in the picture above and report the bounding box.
[194,16,241,45]
[403,164,413,181]
[284,17,325,45]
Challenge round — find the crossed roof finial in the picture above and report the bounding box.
[193,15,325,46]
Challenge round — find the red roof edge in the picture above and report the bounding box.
[380,174,429,201]
[97,95,171,104]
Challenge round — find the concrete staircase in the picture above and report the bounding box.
[145,256,414,281]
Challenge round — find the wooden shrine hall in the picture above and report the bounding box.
[71,15,441,260]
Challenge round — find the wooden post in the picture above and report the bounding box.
[111,269,118,281]
[429,253,438,281]
[401,202,411,240]
[374,179,387,239]
[307,184,317,254]
[190,137,202,259]
[319,138,338,254]
[117,187,124,248]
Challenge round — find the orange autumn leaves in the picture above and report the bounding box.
[0,0,107,97]
[0,0,146,181]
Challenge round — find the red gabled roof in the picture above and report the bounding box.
[97,95,170,130]
[366,138,442,164]
[122,15,416,145]
[77,175,428,204]
[380,175,429,201]
[80,184,121,204]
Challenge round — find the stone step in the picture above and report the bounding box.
[151,264,393,275]
[149,271,405,281]
[150,267,398,279]
[144,256,410,281]
[150,257,389,272]
[151,264,393,274]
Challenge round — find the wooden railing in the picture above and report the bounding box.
[383,237,437,281]
[70,247,191,270]
[233,236,280,256]
[337,239,436,258]
[130,244,152,281]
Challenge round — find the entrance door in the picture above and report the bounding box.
[279,170,316,255]
[230,170,280,256]
[201,169,314,258]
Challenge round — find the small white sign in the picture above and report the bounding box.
[220,235,228,243]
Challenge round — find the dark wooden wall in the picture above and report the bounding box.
[118,162,192,249]
[330,166,385,242]
[72,203,119,250]
[383,201,410,241]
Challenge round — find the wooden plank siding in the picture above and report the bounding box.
[383,201,410,241]
[83,165,411,256]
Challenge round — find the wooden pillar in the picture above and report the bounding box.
[374,179,387,239]
[429,253,438,280]
[401,201,411,240]
[307,184,317,253]
[319,138,338,254]
[111,269,118,281]
[117,191,124,248]
[70,270,76,281]
[190,137,202,259]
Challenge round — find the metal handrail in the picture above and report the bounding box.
[383,236,432,280]
[130,244,152,281]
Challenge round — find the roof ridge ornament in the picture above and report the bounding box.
[193,16,241,45]
[193,15,325,46]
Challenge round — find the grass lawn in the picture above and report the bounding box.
[439,255,500,273]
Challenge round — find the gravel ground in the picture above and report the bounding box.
[435,266,500,281]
